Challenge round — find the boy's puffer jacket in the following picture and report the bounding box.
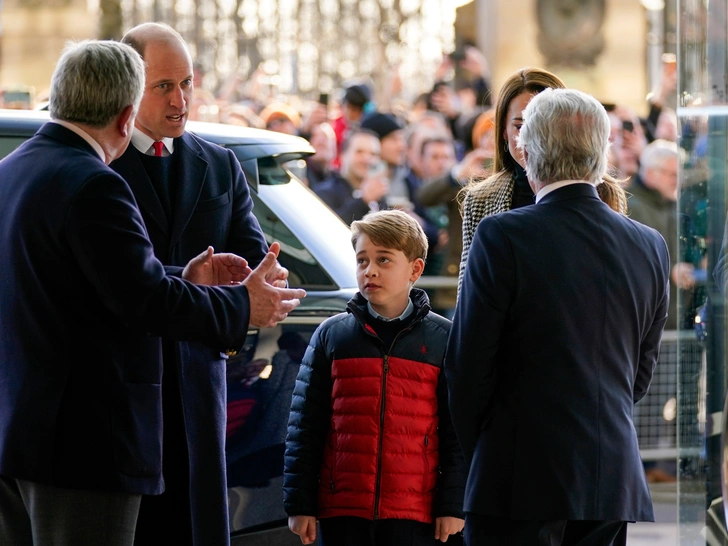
[283,288,465,523]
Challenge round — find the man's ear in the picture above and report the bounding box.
[410,257,425,283]
[117,105,136,138]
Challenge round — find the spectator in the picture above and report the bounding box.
[332,81,373,164]
[609,104,648,180]
[304,121,336,188]
[259,102,302,135]
[314,129,388,225]
[628,139,696,331]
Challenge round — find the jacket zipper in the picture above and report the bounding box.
[423,434,429,492]
[374,353,389,519]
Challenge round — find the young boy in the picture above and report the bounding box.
[283,209,465,545]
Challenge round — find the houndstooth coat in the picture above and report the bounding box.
[458,172,515,295]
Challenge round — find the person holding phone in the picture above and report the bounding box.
[314,129,389,225]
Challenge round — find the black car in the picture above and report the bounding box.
[0,109,357,545]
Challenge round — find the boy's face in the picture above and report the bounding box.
[355,234,424,319]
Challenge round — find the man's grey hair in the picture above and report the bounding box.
[639,139,678,179]
[518,88,610,185]
[49,40,145,128]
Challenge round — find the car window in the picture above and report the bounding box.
[250,192,336,289]
[0,136,28,159]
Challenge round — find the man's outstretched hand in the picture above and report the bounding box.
[182,246,252,286]
[244,250,306,328]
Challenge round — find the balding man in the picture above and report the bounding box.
[0,40,304,546]
[110,23,290,546]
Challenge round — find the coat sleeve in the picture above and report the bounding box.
[445,216,514,464]
[283,324,333,516]
[417,174,459,208]
[635,233,670,403]
[434,371,466,518]
[458,189,478,297]
[65,172,251,350]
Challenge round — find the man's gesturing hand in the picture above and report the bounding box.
[264,242,290,288]
[182,246,252,286]
[244,250,306,328]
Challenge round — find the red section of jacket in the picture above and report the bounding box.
[317,355,441,523]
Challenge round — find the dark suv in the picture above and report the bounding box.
[0,109,357,545]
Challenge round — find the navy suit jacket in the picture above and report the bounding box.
[0,123,251,495]
[446,183,669,522]
[111,132,268,543]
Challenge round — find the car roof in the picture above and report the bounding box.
[0,109,315,161]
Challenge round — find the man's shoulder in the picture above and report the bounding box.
[314,172,349,195]
[179,131,235,162]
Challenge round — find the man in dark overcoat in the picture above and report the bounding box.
[446,88,670,546]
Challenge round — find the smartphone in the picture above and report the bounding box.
[622,120,634,133]
[318,93,329,107]
[368,160,387,177]
[449,49,466,62]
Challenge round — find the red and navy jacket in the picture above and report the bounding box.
[283,288,465,523]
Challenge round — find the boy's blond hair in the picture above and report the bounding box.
[351,209,428,262]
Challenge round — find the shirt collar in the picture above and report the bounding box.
[367,298,414,322]
[535,180,595,203]
[51,119,105,163]
[130,128,175,156]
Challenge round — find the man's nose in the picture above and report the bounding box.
[170,86,186,109]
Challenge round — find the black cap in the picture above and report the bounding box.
[360,112,403,140]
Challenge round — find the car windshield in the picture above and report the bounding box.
[255,180,356,291]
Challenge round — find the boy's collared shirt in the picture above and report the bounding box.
[367,298,414,322]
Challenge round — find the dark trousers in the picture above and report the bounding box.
[320,516,462,546]
[463,514,627,546]
[0,475,141,546]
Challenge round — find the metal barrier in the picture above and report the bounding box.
[634,330,704,461]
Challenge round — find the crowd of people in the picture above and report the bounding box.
[0,23,695,546]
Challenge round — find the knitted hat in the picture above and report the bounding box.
[360,112,403,140]
[259,102,302,129]
[471,109,496,149]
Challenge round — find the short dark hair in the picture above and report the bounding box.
[341,128,380,154]
[420,135,454,158]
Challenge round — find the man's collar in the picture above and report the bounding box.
[535,180,595,203]
[130,128,176,156]
[50,119,105,162]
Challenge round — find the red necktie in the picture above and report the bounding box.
[152,141,164,157]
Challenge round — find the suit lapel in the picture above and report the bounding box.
[169,133,208,252]
[111,146,169,235]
